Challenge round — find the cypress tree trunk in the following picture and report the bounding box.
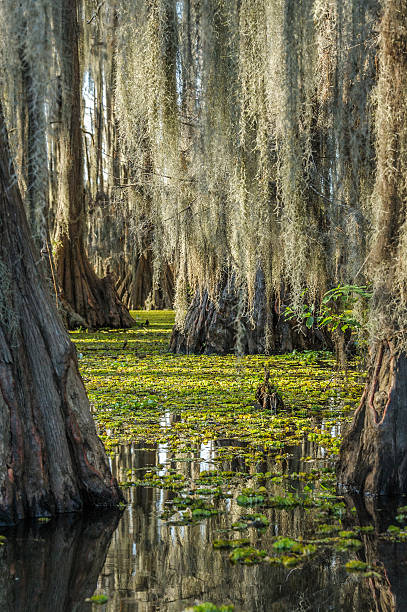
[338,0,407,495]
[19,35,48,250]
[116,250,174,310]
[0,104,122,524]
[338,341,407,494]
[18,28,60,307]
[170,271,330,355]
[53,0,132,330]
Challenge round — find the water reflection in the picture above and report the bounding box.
[98,493,372,610]
[2,443,407,611]
[96,443,374,612]
[0,511,120,612]
[345,495,407,612]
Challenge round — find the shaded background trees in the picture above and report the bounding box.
[113,0,378,354]
[0,0,381,344]
[2,0,407,498]
[0,0,162,330]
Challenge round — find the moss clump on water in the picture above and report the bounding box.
[85,594,108,604]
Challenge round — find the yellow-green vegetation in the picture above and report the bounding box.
[85,594,108,604]
[71,310,385,580]
[184,605,234,612]
[71,310,364,458]
[345,560,381,579]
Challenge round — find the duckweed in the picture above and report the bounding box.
[236,494,265,506]
[335,538,363,551]
[69,310,379,578]
[272,537,298,552]
[85,594,108,604]
[213,538,250,549]
[345,560,382,579]
[71,311,364,459]
[229,546,268,565]
[345,560,368,572]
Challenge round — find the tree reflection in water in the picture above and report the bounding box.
[0,511,121,612]
[345,495,407,612]
[97,443,379,611]
[2,442,407,611]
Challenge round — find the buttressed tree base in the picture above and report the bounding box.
[338,0,407,495]
[0,106,122,524]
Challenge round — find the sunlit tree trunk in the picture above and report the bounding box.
[53,0,132,329]
[0,103,122,524]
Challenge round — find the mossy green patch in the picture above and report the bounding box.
[85,594,108,604]
[229,546,268,565]
[345,560,381,579]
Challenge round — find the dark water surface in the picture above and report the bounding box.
[1,441,407,612]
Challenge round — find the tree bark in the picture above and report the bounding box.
[53,0,132,330]
[338,0,407,496]
[115,250,174,310]
[337,341,407,495]
[0,104,123,524]
[170,271,330,355]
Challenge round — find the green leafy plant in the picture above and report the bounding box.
[284,285,372,335]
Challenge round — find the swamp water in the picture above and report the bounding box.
[1,312,407,611]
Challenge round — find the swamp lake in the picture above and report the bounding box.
[1,312,406,612]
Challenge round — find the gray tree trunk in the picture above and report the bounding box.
[53,0,132,330]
